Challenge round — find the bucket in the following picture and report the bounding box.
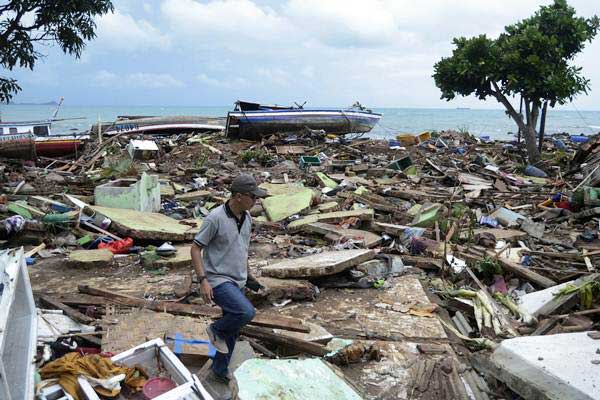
[143,377,177,399]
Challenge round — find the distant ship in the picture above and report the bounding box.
[456,107,471,110]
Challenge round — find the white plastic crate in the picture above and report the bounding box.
[78,338,213,400]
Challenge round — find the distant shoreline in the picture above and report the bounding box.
[10,101,59,106]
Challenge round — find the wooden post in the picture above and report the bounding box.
[538,101,548,152]
[517,96,523,144]
[97,115,102,145]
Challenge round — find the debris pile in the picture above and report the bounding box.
[2,127,600,399]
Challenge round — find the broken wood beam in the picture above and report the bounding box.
[37,294,96,325]
[486,250,557,288]
[240,325,328,357]
[78,285,309,333]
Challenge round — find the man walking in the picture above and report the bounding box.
[190,173,266,383]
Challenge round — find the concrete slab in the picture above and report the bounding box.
[519,274,600,317]
[490,332,600,400]
[91,206,197,241]
[67,249,113,268]
[262,189,313,222]
[261,249,375,279]
[151,245,193,269]
[233,358,363,400]
[303,222,383,248]
[287,209,374,232]
[259,183,307,196]
[175,190,212,202]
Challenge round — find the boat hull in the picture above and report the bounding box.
[226,110,382,139]
[35,136,86,157]
[0,133,36,159]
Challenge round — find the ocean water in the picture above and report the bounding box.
[1,104,599,140]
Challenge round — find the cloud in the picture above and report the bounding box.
[92,70,184,89]
[161,0,296,50]
[96,9,171,51]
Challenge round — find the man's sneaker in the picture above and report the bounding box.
[210,370,231,385]
[206,325,228,353]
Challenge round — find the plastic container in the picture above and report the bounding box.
[395,134,419,146]
[417,131,431,142]
[299,156,321,169]
[389,156,413,171]
[143,377,178,399]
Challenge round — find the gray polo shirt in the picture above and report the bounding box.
[193,202,251,288]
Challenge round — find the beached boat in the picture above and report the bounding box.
[100,115,226,136]
[0,131,36,159]
[0,119,88,157]
[226,101,382,139]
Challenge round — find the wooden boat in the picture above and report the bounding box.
[0,132,36,159]
[100,115,226,136]
[226,101,382,140]
[0,120,87,157]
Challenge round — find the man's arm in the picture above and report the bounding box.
[245,257,264,292]
[191,243,213,303]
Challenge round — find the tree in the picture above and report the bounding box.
[0,0,114,103]
[433,0,599,162]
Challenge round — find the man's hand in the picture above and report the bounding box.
[246,276,265,292]
[200,280,213,303]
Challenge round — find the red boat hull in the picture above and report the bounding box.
[35,138,84,157]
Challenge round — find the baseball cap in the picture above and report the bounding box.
[230,174,268,197]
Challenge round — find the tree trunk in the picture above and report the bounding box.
[491,85,541,162]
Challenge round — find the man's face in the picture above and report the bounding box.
[235,192,257,211]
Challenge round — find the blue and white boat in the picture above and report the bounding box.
[226,101,382,139]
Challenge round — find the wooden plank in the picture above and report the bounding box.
[486,250,557,288]
[240,325,328,357]
[78,285,309,333]
[38,294,95,325]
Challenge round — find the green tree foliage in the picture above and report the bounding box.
[0,0,114,103]
[433,0,598,162]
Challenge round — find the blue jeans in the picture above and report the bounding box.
[211,281,256,377]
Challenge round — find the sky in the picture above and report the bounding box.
[6,0,600,109]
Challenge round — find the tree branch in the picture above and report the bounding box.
[491,81,527,131]
[0,8,27,43]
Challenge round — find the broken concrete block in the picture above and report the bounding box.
[489,332,600,400]
[315,172,338,189]
[94,172,161,212]
[67,249,114,268]
[519,273,600,317]
[520,218,545,239]
[303,222,382,248]
[90,206,197,241]
[261,249,375,278]
[232,359,362,400]
[246,277,319,304]
[317,201,339,213]
[151,245,193,269]
[263,189,313,222]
